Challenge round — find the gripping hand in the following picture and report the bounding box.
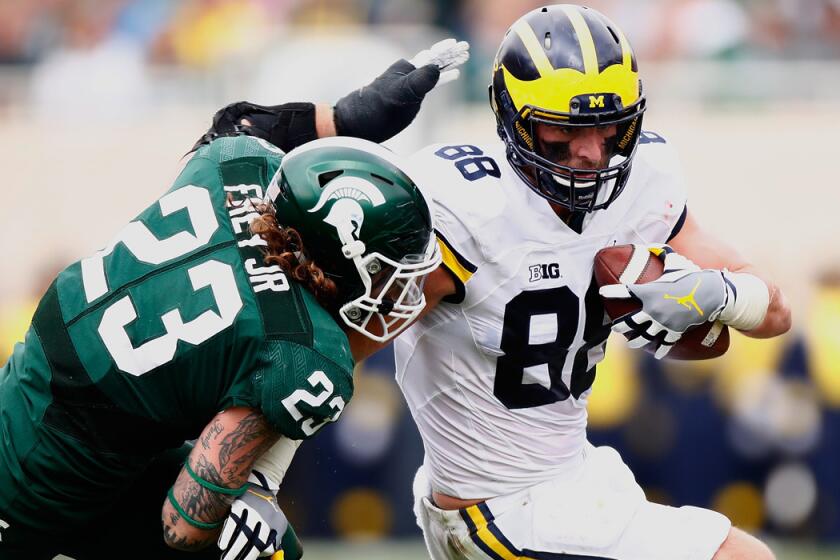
[333,38,470,142]
[599,247,730,359]
[218,471,302,560]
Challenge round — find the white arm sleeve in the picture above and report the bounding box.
[250,436,302,491]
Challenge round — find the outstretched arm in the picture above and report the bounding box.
[161,407,279,551]
[192,39,469,152]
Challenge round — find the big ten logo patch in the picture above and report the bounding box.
[528,263,561,282]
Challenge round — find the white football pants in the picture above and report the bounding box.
[413,444,730,560]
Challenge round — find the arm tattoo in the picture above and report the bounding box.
[163,408,278,550]
[199,419,224,450]
[217,411,273,478]
[176,455,235,523]
[162,513,208,552]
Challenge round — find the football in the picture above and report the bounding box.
[594,244,729,360]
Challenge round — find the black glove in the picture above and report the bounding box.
[334,38,470,142]
[333,59,440,143]
[190,101,316,153]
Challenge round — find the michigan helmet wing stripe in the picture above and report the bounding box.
[608,14,636,70]
[577,7,630,73]
[590,8,637,71]
[511,18,556,78]
[557,5,598,76]
[496,31,542,80]
[522,7,584,74]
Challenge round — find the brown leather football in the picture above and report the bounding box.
[594,244,729,360]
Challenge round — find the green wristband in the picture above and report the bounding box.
[184,460,248,496]
[167,487,224,530]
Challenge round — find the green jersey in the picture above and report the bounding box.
[0,136,354,532]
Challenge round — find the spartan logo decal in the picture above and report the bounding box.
[308,176,386,243]
[0,518,8,542]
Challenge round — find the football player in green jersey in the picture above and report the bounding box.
[0,133,440,559]
[0,38,470,560]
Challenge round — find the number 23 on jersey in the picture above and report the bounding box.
[80,185,242,377]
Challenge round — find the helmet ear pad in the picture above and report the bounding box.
[614,112,644,159]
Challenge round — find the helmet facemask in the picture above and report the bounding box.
[338,236,441,343]
[506,98,645,212]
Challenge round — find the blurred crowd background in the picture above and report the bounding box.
[2,0,840,70]
[1,0,839,556]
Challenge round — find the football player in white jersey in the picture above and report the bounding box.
[385,5,791,560]
[214,7,789,558]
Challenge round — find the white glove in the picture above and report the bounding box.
[409,38,471,87]
[218,471,286,560]
[599,246,730,359]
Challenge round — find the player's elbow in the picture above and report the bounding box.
[753,310,792,339]
[161,502,216,551]
[162,522,213,552]
[744,285,792,339]
[776,306,793,336]
[162,527,189,551]
[763,284,792,337]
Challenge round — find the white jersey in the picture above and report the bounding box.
[395,134,687,499]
